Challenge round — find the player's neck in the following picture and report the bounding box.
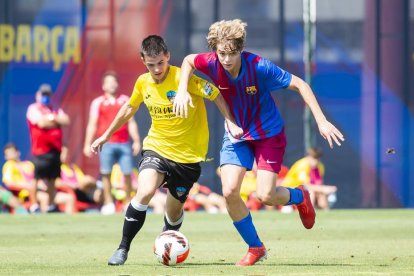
[227,60,242,79]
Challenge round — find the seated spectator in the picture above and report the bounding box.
[282,147,337,210]
[56,146,103,207]
[184,182,227,213]
[111,163,167,213]
[2,143,76,214]
[0,186,29,214]
[2,143,37,210]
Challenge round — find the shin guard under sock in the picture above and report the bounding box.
[119,203,147,251]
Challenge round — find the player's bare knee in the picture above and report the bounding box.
[134,192,154,205]
[222,188,240,203]
[256,193,273,205]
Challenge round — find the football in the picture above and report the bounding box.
[153,230,190,266]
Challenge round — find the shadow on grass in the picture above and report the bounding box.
[276,263,358,267]
[132,262,235,267]
[126,262,362,268]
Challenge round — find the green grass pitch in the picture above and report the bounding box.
[1,209,413,275]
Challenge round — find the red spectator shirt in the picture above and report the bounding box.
[26,103,65,155]
[89,94,129,143]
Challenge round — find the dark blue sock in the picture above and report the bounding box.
[286,187,304,205]
[233,212,262,248]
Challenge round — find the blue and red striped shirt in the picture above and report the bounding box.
[194,51,292,140]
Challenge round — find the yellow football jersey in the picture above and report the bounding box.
[282,157,325,188]
[2,160,34,187]
[129,66,219,163]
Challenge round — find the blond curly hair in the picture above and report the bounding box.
[207,19,247,52]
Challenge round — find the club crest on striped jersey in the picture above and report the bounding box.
[246,85,257,95]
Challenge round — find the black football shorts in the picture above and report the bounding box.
[138,150,201,203]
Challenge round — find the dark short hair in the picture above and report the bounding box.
[4,143,17,152]
[102,70,118,82]
[140,35,168,58]
[307,147,323,159]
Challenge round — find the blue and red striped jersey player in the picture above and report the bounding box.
[173,19,345,266]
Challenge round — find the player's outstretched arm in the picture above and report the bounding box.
[127,118,141,156]
[90,103,138,154]
[213,93,243,139]
[288,75,345,148]
[173,54,197,118]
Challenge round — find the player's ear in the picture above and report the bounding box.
[165,52,170,62]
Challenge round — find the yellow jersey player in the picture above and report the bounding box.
[90,35,241,266]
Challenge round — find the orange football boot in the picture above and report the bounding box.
[296,185,316,229]
[236,243,267,266]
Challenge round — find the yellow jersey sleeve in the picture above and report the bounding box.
[2,161,14,184]
[188,74,219,101]
[72,164,86,180]
[129,77,144,108]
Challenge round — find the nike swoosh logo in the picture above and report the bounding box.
[218,85,229,90]
[266,160,278,164]
[125,217,138,222]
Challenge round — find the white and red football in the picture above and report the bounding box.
[153,230,190,266]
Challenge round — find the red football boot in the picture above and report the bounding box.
[236,243,267,266]
[296,185,316,229]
